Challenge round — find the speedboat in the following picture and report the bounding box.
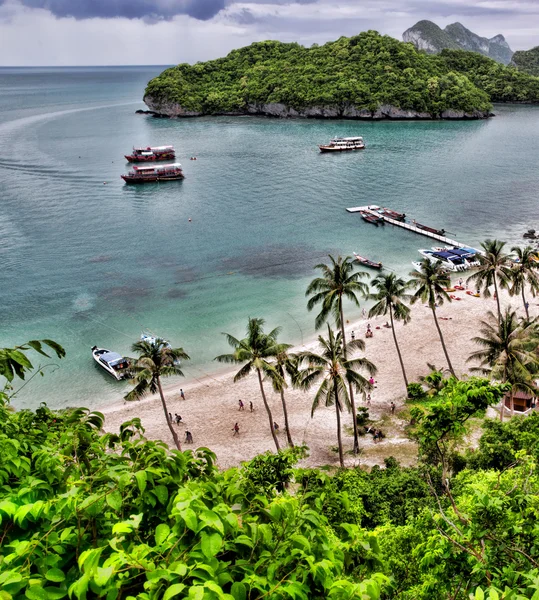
[418,249,468,272]
[412,261,451,275]
[140,331,172,348]
[431,246,480,267]
[91,346,130,380]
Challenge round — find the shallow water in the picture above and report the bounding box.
[1,66,538,409]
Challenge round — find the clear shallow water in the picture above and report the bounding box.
[1,66,539,409]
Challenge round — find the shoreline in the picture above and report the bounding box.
[102,284,526,470]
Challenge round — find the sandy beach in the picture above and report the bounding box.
[102,284,526,469]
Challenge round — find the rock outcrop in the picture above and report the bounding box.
[403,20,513,64]
[143,96,490,120]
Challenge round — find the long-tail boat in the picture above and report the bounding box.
[354,253,383,269]
[380,207,406,221]
[359,211,384,225]
[412,220,445,236]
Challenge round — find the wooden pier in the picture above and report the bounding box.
[347,205,467,248]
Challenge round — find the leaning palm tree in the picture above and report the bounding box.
[306,255,369,454]
[298,325,376,467]
[467,239,511,322]
[467,307,539,420]
[215,318,286,452]
[409,258,456,378]
[125,338,190,451]
[508,245,539,320]
[368,272,412,390]
[269,348,299,448]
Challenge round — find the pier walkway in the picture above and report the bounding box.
[346,205,467,248]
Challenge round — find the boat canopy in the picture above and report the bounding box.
[332,137,363,142]
[447,248,475,258]
[134,145,174,151]
[100,351,125,366]
[432,251,463,263]
[133,163,182,172]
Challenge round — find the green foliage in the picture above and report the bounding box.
[406,382,425,400]
[356,407,370,427]
[145,31,502,116]
[512,46,539,77]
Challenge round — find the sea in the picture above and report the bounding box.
[1,66,539,410]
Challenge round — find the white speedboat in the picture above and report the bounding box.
[418,249,469,272]
[412,260,451,275]
[140,332,180,364]
[91,346,130,380]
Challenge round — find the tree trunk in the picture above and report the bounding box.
[257,368,280,452]
[334,379,345,468]
[340,300,360,454]
[157,378,182,451]
[390,305,409,390]
[431,307,456,378]
[279,388,294,447]
[522,285,529,320]
[510,390,514,417]
[493,276,502,322]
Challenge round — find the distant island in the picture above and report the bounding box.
[512,46,539,76]
[144,31,539,120]
[403,20,513,65]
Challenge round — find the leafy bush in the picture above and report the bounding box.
[406,382,425,400]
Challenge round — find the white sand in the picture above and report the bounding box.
[102,285,526,469]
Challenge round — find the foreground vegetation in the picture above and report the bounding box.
[144,31,539,117]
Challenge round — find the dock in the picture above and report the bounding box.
[347,205,467,248]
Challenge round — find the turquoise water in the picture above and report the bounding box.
[2,66,539,409]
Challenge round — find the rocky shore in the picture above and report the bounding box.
[142,96,492,120]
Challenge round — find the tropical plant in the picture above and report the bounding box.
[125,338,190,451]
[467,238,511,321]
[306,254,370,454]
[298,325,376,467]
[509,245,539,319]
[215,317,286,451]
[409,258,456,377]
[368,272,412,389]
[467,307,539,418]
[270,347,299,447]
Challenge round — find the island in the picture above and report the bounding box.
[144,30,539,120]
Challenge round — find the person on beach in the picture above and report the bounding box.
[180,389,186,400]
[369,376,376,387]
[362,308,367,319]
[175,413,182,424]
[366,393,371,406]
[458,278,463,287]
[233,423,240,436]
[168,412,173,423]
[249,401,253,412]
[351,331,355,341]
[273,421,279,431]
[238,399,244,411]
[185,430,193,444]
[390,401,396,414]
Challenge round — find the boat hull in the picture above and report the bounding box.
[121,174,185,184]
[125,153,176,163]
[319,146,365,152]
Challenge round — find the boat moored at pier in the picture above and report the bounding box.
[359,210,385,225]
[418,249,469,272]
[91,346,130,380]
[125,145,175,162]
[412,220,445,236]
[319,137,365,152]
[121,163,184,184]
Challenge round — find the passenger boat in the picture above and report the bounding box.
[354,253,382,269]
[380,207,406,221]
[359,211,385,225]
[125,145,175,162]
[412,260,450,275]
[412,220,445,236]
[121,163,184,184]
[319,137,365,152]
[431,246,481,267]
[91,346,130,380]
[418,249,468,272]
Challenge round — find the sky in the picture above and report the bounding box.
[0,0,538,66]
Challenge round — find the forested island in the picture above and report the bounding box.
[144,30,539,120]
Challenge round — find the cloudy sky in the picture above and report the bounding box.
[0,0,538,66]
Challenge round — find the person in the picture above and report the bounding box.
[369,376,375,386]
[367,323,372,333]
[168,412,173,423]
[458,277,463,287]
[233,422,240,436]
[273,421,279,431]
[525,301,530,312]
[180,389,186,400]
[238,399,244,411]
[373,430,379,443]
[249,401,253,412]
[383,321,391,328]
[390,401,396,414]
[366,393,371,406]
[361,308,367,319]
[351,330,355,341]
[185,430,193,444]
[175,413,182,424]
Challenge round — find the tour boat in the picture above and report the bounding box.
[431,246,481,267]
[121,163,184,184]
[354,253,383,269]
[359,210,385,225]
[418,249,469,272]
[412,261,450,275]
[91,346,130,380]
[319,137,365,152]
[125,145,175,162]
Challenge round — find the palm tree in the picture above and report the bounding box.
[298,325,376,467]
[125,338,190,451]
[467,239,511,322]
[215,318,286,452]
[467,307,539,420]
[509,245,539,320]
[409,259,456,378]
[368,272,412,390]
[270,348,299,448]
[306,255,370,454]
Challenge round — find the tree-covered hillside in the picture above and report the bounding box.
[512,46,539,77]
[144,31,539,119]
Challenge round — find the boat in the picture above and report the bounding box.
[418,249,468,272]
[412,220,445,236]
[140,331,172,348]
[431,246,481,267]
[91,346,130,380]
[319,137,365,152]
[121,163,184,184]
[412,260,451,275]
[125,145,175,162]
[359,210,385,226]
[380,207,406,221]
[354,253,382,269]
